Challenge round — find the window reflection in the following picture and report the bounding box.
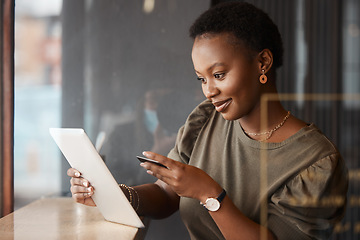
[100,88,198,185]
[343,0,360,108]
[294,0,307,106]
[14,0,62,209]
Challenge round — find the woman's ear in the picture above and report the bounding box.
[257,49,273,73]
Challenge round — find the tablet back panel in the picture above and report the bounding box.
[49,128,144,228]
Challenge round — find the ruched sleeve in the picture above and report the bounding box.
[267,153,348,240]
[167,100,214,164]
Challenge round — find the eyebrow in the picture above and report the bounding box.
[195,62,227,74]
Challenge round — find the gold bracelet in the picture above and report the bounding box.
[119,184,133,205]
[128,186,139,211]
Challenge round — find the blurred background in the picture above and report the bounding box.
[13,0,360,239]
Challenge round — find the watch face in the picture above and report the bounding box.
[205,198,220,211]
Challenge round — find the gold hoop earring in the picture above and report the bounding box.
[259,69,267,84]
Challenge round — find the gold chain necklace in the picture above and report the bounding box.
[244,111,291,141]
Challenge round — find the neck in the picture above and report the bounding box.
[238,89,287,134]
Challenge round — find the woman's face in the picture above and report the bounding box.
[191,33,262,121]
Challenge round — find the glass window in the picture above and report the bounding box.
[13,0,359,239]
[14,0,62,209]
[14,1,209,239]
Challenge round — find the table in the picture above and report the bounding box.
[0,198,147,240]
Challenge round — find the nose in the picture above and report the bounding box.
[202,80,219,99]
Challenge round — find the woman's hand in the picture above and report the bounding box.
[140,152,222,203]
[67,168,96,206]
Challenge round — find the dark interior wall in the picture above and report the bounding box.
[83,0,208,134]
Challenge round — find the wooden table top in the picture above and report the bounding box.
[0,197,147,240]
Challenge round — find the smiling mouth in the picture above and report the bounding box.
[212,99,232,112]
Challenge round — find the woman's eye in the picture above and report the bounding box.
[197,77,207,83]
[214,73,225,79]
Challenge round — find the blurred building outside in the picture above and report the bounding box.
[14,0,62,209]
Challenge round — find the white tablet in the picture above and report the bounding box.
[49,128,145,228]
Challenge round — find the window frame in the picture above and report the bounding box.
[1,0,14,217]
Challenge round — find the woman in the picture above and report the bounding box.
[67,2,348,239]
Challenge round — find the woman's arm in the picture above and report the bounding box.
[140,152,276,240]
[208,196,276,240]
[133,180,180,218]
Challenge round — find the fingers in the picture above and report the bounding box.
[71,185,94,199]
[70,182,94,203]
[140,152,180,183]
[70,176,90,187]
[68,167,94,203]
[67,168,81,178]
[141,152,171,172]
[142,151,177,169]
[70,184,94,194]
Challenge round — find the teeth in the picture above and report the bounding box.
[214,100,231,112]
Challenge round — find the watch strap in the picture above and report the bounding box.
[217,189,226,203]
